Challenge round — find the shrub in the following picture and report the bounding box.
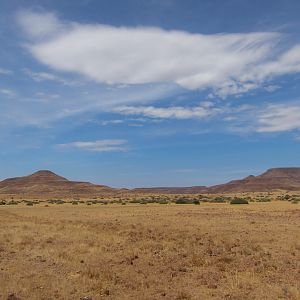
[257,197,271,202]
[210,197,226,203]
[158,200,168,204]
[291,200,299,204]
[0,200,6,205]
[26,202,34,206]
[175,198,192,204]
[193,200,200,205]
[230,198,249,205]
[7,200,18,205]
[56,200,65,205]
[130,199,140,203]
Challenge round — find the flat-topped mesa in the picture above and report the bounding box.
[28,170,68,182]
[259,168,300,178]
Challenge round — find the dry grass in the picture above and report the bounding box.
[0,202,299,299]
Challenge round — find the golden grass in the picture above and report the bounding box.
[0,202,299,299]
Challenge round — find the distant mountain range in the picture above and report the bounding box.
[134,168,300,194]
[1,168,300,197]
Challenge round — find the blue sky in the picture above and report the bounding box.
[1,0,300,187]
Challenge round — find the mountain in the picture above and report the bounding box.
[1,168,300,198]
[133,168,300,194]
[0,170,116,197]
[208,167,300,193]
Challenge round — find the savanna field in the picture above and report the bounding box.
[0,201,299,300]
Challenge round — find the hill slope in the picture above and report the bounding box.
[208,168,300,193]
[133,168,300,194]
[0,170,116,197]
[1,168,300,197]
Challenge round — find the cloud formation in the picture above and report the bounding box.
[0,68,13,75]
[17,10,300,98]
[116,103,221,119]
[23,69,80,86]
[57,139,128,152]
[257,104,300,132]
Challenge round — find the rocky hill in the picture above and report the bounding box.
[0,170,116,197]
[1,168,300,197]
[208,168,300,193]
[133,168,300,194]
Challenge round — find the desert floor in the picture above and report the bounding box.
[0,202,299,300]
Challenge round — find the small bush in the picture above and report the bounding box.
[7,201,18,205]
[175,198,193,204]
[210,197,226,203]
[193,200,200,205]
[26,202,34,206]
[257,197,271,202]
[158,200,168,204]
[230,198,249,205]
[56,200,65,205]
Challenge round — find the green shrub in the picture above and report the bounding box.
[56,200,65,205]
[230,198,249,205]
[193,200,200,205]
[257,197,271,202]
[26,202,34,206]
[7,200,18,205]
[130,199,140,203]
[210,197,226,203]
[175,198,192,204]
[158,200,168,204]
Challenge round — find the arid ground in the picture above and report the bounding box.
[0,202,299,300]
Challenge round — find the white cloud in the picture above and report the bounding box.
[16,10,66,39]
[0,89,16,97]
[115,104,222,119]
[0,68,13,75]
[100,119,124,126]
[57,139,128,152]
[23,69,80,86]
[17,10,300,98]
[264,85,281,92]
[257,104,300,132]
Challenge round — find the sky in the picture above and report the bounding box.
[1,0,300,187]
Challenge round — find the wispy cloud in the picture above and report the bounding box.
[115,103,222,120]
[0,68,13,75]
[57,139,128,152]
[98,119,124,126]
[257,104,300,132]
[23,68,81,86]
[17,10,300,98]
[0,88,16,97]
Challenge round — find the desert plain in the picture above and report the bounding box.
[0,201,299,300]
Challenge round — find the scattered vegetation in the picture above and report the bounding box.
[0,202,299,299]
[230,198,249,205]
